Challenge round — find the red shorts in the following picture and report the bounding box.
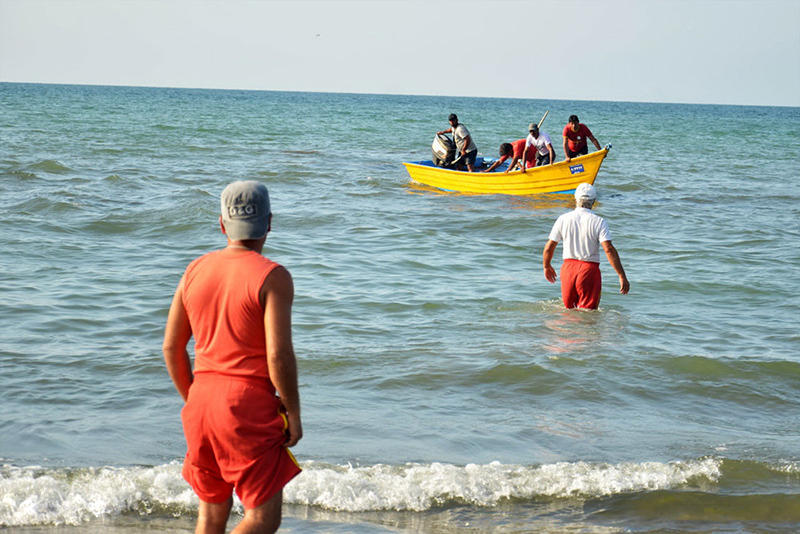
[181,373,301,509]
[560,259,602,309]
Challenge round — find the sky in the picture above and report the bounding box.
[1,0,798,107]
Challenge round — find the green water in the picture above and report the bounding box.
[1,83,798,532]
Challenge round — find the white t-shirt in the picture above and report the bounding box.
[453,124,477,153]
[548,207,611,263]
[526,131,552,156]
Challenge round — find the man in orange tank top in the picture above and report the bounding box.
[163,181,302,534]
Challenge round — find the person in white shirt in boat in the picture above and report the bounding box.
[437,114,478,172]
[521,123,555,168]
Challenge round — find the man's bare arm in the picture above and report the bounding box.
[163,280,194,402]
[602,241,630,295]
[543,239,558,283]
[521,146,530,172]
[262,266,303,447]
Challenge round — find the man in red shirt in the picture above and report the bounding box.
[562,115,601,163]
[483,139,536,172]
[163,181,302,534]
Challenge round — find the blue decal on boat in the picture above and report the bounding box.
[569,164,585,175]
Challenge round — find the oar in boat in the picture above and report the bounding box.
[538,110,549,128]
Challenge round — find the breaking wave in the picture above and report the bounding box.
[2,457,776,527]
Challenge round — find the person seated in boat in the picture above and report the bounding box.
[483,139,535,173]
[562,115,601,163]
[437,114,478,172]
[521,123,555,169]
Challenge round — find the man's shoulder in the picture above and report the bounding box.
[260,263,293,298]
[245,253,282,274]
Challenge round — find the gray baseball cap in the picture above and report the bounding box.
[528,123,538,131]
[220,181,271,240]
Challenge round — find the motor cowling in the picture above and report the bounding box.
[431,133,456,168]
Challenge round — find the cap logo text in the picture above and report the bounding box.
[228,204,258,217]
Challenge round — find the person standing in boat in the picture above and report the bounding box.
[562,115,601,163]
[437,114,478,172]
[521,123,555,168]
[483,139,536,173]
[542,183,629,309]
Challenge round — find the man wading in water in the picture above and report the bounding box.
[543,182,629,309]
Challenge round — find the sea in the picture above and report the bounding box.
[1,82,799,533]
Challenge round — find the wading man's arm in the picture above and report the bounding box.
[602,241,630,295]
[543,239,559,283]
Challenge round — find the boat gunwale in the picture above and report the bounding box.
[402,147,608,177]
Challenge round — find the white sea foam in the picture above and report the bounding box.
[775,461,800,474]
[0,462,194,527]
[286,458,723,511]
[0,458,723,526]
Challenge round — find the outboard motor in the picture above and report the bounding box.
[431,133,456,168]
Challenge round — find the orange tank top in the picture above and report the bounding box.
[181,249,280,381]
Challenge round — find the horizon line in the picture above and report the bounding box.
[1,80,797,109]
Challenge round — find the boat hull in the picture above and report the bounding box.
[403,148,610,195]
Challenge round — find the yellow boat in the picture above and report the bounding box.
[403,146,611,196]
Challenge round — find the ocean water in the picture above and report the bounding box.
[1,82,799,533]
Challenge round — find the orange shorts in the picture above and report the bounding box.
[560,259,602,309]
[181,373,301,509]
